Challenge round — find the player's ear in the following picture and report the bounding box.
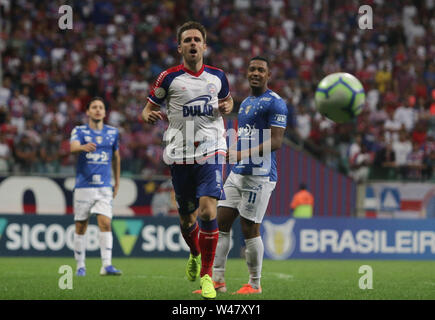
[177,44,182,54]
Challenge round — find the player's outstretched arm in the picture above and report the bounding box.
[218,95,234,115]
[70,140,97,154]
[142,101,164,125]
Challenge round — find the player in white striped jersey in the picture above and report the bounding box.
[142,21,233,299]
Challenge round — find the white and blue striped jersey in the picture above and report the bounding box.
[148,64,230,163]
[70,124,119,188]
[232,89,288,182]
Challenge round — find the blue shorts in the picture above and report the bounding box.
[170,155,225,215]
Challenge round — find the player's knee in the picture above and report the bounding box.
[75,221,88,235]
[198,198,217,220]
[240,217,260,239]
[216,207,238,232]
[217,220,232,232]
[217,213,234,231]
[179,212,197,230]
[99,224,111,232]
[97,215,112,232]
[198,205,216,220]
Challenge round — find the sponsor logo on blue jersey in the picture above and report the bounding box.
[182,95,213,117]
[86,151,109,163]
[274,114,287,124]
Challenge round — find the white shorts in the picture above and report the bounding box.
[218,172,276,223]
[73,187,113,221]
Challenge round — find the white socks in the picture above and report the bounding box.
[99,231,113,267]
[245,236,264,289]
[74,233,86,269]
[75,231,113,269]
[212,231,231,283]
[213,232,264,289]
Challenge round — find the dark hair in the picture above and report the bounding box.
[299,183,307,190]
[250,56,270,68]
[177,21,207,44]
[86,96,106,110]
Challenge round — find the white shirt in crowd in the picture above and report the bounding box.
[392,140,412,165]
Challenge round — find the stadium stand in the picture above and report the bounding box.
[0,0,434,181]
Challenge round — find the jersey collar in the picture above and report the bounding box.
[250,88,271,99]
[86,123,104,133]
[182,64,205,77]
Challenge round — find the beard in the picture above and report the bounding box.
[90,117,103,124]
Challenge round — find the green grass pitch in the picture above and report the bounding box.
[1,257,435,300]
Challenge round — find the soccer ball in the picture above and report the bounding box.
[314,72,365,123]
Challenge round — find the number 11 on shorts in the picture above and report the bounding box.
[248,192,257,203]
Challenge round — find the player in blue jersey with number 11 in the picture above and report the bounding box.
[70,97,122,277]
[212,56,288,294]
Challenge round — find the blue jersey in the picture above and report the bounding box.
[70,124,119,188]
[232,89,288,182]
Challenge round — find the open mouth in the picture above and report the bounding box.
[189,48,198,54]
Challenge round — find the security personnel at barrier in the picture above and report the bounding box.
[290,183,314,218]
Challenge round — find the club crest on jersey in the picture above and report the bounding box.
[182,95,213,117]
[244,105,252,115]
[154,87,166,99]
[206,83,217,95]
[96,136,103,144]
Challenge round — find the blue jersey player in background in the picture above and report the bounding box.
[70,97,122,276]
[212,56,288,294]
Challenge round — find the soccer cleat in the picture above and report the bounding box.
[214,281,227,293]
[76,267,86,277]
[233,283,262,295]
[186,254,201,281]
[199,274,216,299]
[192,281,227,294]
[100,265,122,276]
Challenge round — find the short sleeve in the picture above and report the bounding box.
[218,72,230,100]
[268,98,288,128]
[148,70,171,106]
[70,127,81,142]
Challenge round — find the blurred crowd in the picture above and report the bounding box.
[0,0,434,181]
